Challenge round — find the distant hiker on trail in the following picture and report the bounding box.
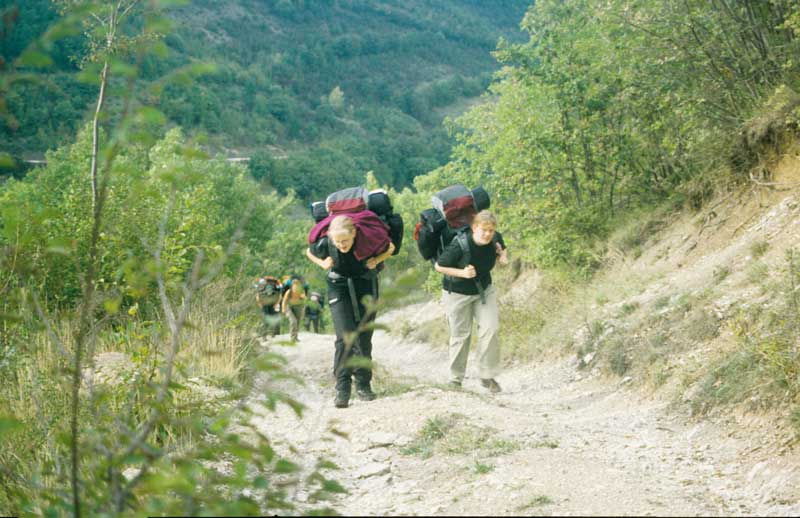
[255,275,283,336]
[306,213,395,409]
[435,210,508,392]
[305,291,324,333]
[281,276,307,342]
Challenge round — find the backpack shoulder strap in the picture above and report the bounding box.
[327,236,340,266]
[455,231,470,268]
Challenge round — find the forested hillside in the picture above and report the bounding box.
[0,0,528,195]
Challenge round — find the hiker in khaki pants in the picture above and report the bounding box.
[435,210,508,392]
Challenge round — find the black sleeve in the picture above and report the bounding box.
[436,239,464,268]
[310,237,330,259]
[496,231,507,250]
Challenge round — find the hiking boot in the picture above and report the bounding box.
[334,390,350,408]
[448,380,462,389]
[480,378,501,393]
[356,387,377,401]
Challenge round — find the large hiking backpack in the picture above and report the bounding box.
[310,186,404,256]
[414,184,490,262]
[307,291,324,313]
[255,275,283,296]
[255,275,283,305]
[283,274,309,297]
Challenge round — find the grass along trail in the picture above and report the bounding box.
[249,301,800,516]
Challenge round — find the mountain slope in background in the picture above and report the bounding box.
[1,0,530,194]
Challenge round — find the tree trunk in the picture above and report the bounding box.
[90,60,108,214]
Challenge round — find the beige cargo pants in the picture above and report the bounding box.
[442,284,501,383]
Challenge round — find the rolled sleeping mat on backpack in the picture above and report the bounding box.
[326,186,369,214]
[471,186,490,212]
[311,201,328,223]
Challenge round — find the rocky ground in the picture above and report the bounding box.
[247,300,800,516]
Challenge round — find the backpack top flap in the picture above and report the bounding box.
[415,207,443,260]
[310,201,328,223]
[432,184,475,228]
[326,186,369,215]
[367,189,392,216]
[471,186,491,212]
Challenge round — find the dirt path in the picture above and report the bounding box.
[249,301,800,516]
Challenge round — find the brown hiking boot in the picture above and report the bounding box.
[480,378,501,393]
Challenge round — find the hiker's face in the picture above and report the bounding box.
[472,223,495,246]
[332,231,355,253]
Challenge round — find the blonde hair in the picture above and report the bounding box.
[329,215,356,237]
[472,210,497,228]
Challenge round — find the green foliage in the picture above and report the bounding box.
[421,0,800,271]
[0,2,347,514]
[2,0,530,193]
[607,338,630,376]
[712,265,731,284]
[472,460,494,475]
[750,240,769,259]
[0,127,295,313]
[619,302,640,317]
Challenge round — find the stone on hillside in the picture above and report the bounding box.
[369,447,393,462]
[122,467,140,481]
[82,352,135,388]
[682,382,704,404]
[186,377,227,401]
[355,462,391,479]
[362,473,393,492]
[365,431,400,449]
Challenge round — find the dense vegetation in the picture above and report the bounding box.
[2,0,800,515]
[1,0,529,195]
[421,0,800,271]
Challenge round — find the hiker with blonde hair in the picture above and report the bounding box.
[306,214,395,408]
[434,210,508,392]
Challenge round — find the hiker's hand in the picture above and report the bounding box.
[321,257,334,270]
[497,246,509,266]
[366,257,379,269]
[462,265,476,278]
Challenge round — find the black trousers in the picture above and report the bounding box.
[261,304,281,336]
[305,311,321,333]
[327,273,377,393]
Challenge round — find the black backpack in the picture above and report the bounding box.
[414,184,490,262]
[310,187,404,256]
[254,275,283,305]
